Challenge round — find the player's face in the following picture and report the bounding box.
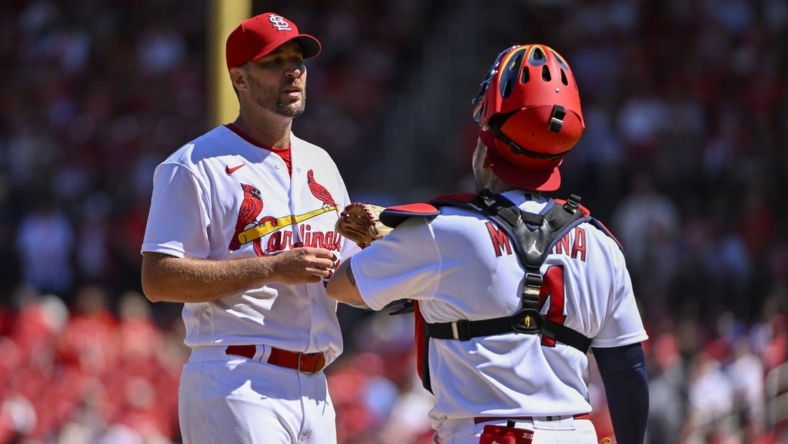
[245,41,307,118]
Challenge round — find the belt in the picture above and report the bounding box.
[474,413,591,424]
[225,345,327,374]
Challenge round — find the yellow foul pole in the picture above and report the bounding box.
[208,0,252,128]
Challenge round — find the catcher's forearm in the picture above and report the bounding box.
[344,299,370,309]
[593,343,649,444]
[326,257,369,308]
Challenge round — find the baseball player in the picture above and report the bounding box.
[140,12,360,444]
[327,44,649,444]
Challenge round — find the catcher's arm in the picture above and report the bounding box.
[329,202,398,308]
[326,256,369,309]
[335,203,393,249]
[593,343,648,444]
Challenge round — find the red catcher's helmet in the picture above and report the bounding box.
[472,44,584,191]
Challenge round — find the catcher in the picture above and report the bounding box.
[330,44,648,444]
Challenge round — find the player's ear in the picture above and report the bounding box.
[229,66,248,91]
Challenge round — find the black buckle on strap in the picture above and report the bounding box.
[511,308,543,334]
[523,273,543,299]
[451,320,473,341]
[564,195,581,212]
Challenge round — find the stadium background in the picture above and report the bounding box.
[1,0,787,442]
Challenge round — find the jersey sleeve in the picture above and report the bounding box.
[140,161,211,259]
[590,236,649,348]
[350,217,441,311]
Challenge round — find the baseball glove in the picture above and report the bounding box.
[335,203,393,248]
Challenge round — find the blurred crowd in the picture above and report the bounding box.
[1,0,787,443]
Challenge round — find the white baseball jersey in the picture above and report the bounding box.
[141,124,358,365]
[349,190,648,433]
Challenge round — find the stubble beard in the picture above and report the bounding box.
[253,81,306,118]
[262,95,306,118]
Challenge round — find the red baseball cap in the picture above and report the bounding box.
[225,12,321,70]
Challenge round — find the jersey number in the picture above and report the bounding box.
[538,265,567,347]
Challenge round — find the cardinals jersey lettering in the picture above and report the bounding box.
[141,125,358,365]
[348,190,648,432]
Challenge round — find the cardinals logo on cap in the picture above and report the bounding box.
[268,14,292,31]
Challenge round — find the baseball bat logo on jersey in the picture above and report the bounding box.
[485,222,588,261]
[230,171,341,256]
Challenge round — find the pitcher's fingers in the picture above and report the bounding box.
[307,267,332,278]
[312,248,337,260]
[312,257,336,269]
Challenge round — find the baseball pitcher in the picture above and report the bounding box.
[141,12,360,444]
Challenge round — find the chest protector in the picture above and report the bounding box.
[381,189,610,393]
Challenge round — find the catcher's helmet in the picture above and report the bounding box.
[472,44,584,191]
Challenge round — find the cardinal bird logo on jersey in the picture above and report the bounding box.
[307,170,337,208]
[229,184,278,251]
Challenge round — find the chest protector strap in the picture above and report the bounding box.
[425,189,592,354]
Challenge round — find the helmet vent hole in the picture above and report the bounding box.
[521,68,530,84]
[561,70,568,85]
[502,80,514,98]
[551,51,569,70]
[542,66,551,82]
[528,47,547,66]
[509,53,523,71]
[499,48,526,99]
